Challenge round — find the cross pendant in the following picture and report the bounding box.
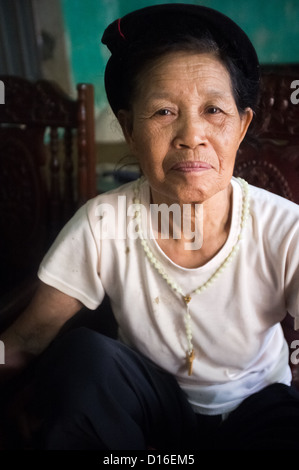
[187,349,195,376]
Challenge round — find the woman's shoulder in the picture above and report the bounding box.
[248,182,299,212]
[86,178,148,209]
[244,180,299,233]
[84,178,149,238]
[89,180,137,203]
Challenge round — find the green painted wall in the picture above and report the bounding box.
[60,0,299,109]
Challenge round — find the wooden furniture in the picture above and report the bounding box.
[235,64,299,203]
[0,76,96,330]
[234,64,299,388]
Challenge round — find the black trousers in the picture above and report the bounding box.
[32,327,299,450]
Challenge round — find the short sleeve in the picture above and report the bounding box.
[38,202,105,310]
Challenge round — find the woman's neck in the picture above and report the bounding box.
[150,184,233,269]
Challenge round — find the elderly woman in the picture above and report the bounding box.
[1,4,299,451]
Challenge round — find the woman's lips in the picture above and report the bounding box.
[171,161,212,172]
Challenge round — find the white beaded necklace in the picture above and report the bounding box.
[133,177,250,375]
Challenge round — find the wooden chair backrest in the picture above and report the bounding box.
[235,64,299,204]
[0,76,96,305]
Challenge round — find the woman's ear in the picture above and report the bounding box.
[117,110,134,146]
[239,107,254,145]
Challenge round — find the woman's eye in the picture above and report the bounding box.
[207,106,221,114]
[156,109,172,116]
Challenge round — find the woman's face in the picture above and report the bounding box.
[119,51,253,205]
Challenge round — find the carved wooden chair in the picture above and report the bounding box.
[0,76,96,331]
[234,64,299,388]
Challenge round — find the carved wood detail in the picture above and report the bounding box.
[0,76,96,306]
[77,84,88,204]
[235,65,299,204]
[235,157,293,201]
[0,76,78,127]
[63,128,75,221]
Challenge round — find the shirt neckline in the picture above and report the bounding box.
[139,177,244,273]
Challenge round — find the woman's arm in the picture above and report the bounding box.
[0,280,82,381]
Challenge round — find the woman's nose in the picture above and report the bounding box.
[173,116,207,149]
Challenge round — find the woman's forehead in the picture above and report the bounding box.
[135,52,232,97]
[141,51,227,74]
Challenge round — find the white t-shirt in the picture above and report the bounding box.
[38,177,299,415]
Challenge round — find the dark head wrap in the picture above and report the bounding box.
[101,3,260,115]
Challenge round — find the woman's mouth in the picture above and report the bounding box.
[171,161,212,172]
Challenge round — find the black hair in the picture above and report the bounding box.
[102,4,260,116]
